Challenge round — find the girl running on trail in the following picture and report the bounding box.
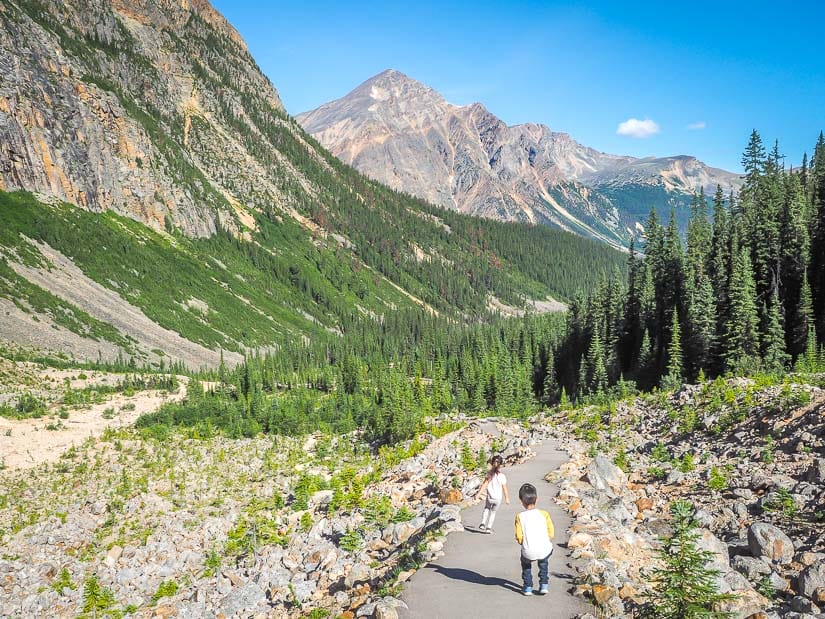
[475,455,509,533]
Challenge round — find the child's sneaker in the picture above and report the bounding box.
[478,523,486,532]
[522,587,533,596]
[537,584,549,595]
[485,528,493,534]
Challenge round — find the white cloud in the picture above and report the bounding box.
[687,121,707,130]
[616,118,660,139]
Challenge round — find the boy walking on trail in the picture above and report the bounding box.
[475,455,509,533]
[514,483,554,596]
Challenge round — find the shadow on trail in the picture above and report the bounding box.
[429,565,522,593]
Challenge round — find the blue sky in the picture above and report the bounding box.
[212,0,824,172]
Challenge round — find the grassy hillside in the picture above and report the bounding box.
[0,190,623,364]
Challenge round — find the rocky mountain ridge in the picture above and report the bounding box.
[298,69,742,246]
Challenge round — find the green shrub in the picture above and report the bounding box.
[642,501,734,618]
[82,575,116,615]
[339,528,362,553]
[203,550,221,577]
[52,567,74,594]
[651,442,671,463]
[707,467,727,492]
[391,506,416,523]
[151,580,179,603]
[678,453,695,473]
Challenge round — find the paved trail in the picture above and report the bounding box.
[400,436,591,618]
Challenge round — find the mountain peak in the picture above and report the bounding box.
[297,72,742,247]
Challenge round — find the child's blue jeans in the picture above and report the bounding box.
[520,554,549,588]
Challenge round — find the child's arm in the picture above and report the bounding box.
[542,510,555,539]
[475,477,489,500]
[514,514,524,544]
[502,482,510,504]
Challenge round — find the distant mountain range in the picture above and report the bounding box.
[297,69,742,247]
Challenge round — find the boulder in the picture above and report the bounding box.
[373,602,398,619]
[807,458,825,484]
[311,489,334,508]
[345,563,372,589]
[438,488,462,505]
[798,561,825,598]
[585,455,627,494]
[731,555,771,581]
[104,545,123,567]
[747,522,795,564]
[218,582,266,617]
[696,529,730,571]
[290,576,317,604]
[568,532,593,549]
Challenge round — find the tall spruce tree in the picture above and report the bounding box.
[762,294,790,373]
[779,172,811,360]
[724,246,760,373]
[662,308,684,390]
[684,190,714,377]
[708,186,732,372]
[620,238,644,374]
[809,132,825,342]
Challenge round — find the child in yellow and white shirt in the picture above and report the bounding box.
[514,482,554,596]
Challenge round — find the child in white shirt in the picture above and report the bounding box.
[475,454,509,533]
[514,482,554,595]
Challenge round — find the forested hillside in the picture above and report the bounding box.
[141,130,825,447]
[552,130,825,397]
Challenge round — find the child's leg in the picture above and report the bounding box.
[520,556,534,589]
[538,556,549,586]
[480,506,491,527]
[486,499,500,530]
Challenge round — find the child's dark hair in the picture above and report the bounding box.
[519,483,538,506]
[489,454,503,473]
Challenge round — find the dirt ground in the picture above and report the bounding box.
[0,373,188,470]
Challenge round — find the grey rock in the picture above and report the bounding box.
[696,529,729,571]
[586,455,627,495]
[373,601,399,619]
[345,563,372,588]
[290,576,316,604]
[731,555,771,580]
[748,522,795,564]
[807,458,825,483]
[218,582,266,617]
[798,561,825,598]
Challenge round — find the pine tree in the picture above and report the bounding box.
[779,172,811,360]
[620,239,644,374]
[809,131,825,344]
[708,186,732,371]
[724,246,760,373]
[584,325,608,395]
[642,501,734,619]
[662,308,683,390]
[741,129,767,195]
[684,191,714,377]
[762,294,789,373]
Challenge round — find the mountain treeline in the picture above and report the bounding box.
[550,130,825,397]
[139,310,566,442]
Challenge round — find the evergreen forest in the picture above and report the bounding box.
[140,130,825,446]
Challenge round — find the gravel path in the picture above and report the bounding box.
[400,438,591,618]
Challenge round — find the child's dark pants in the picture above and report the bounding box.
[520,554,549,588]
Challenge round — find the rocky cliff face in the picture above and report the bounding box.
[0,0,300,236]
[298,70,742,246]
